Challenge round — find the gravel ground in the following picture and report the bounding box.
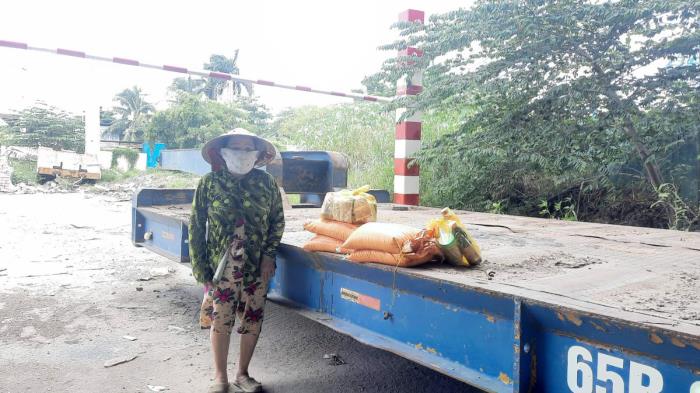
[0,192,480,393]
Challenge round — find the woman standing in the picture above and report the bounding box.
[189,128,285,393]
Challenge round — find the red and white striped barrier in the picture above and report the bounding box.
[393,9,424,206]
[0,39,390,103]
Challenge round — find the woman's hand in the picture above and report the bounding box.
[261,256,276,282]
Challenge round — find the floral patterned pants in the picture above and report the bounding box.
[199,250,269,335]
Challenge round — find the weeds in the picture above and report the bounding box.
[539,197,578,221]
[652,183,699,231]
[487,200,506,214]
[100,169,141,183]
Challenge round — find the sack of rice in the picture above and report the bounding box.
[348,246,438,267]
[303,219,359,241]
[303,235,351,254]
[341,222,419,254]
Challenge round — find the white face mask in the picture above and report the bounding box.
[220,148,259,175]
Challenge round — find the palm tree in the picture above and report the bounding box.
[106,86,155,142]
[203,51,253,100]
[169,52,253,101]
[169,76,206,96]
[203,53,233,100]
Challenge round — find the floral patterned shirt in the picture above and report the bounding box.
[189,168,285,284]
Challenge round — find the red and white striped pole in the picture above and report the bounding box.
[393,9,424,206]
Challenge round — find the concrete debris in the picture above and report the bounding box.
[6,146,38,161]
[10,180,78,195]
[167,325,185,333]
[323,353,346,366]
[147,385,168,392]
[103,355,138,368]
[151,267,175,276]
[0,148,14,193]
[12,183,37,194]
[32,335,52,344]
[20,326,37,339]
[123,335,138,341]
[139,267,175,281]
[18,328,52,343]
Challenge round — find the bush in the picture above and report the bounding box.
[8,158,38,185]
[111,148,140,170]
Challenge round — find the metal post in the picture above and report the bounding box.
[393,9,424,206]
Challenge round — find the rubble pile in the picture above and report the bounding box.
[0,150,13,193]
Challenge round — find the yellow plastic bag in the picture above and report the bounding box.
[320,185,377,224]
[427,208,482,267]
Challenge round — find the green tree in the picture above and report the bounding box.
[0,102,84,152]
[236,96,272,131]
[369,0,699,229]
[107,86,155,142]
[146,92,270,148]
[204,52,252,99]
[171,52,252,100]
[170,76,206,95]
[100,109,116,127]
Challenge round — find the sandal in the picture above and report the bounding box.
[232,375,262,393]
[207,382,229,393]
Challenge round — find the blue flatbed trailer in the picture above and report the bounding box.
[132,188,700,393]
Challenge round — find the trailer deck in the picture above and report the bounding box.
[140,202,700,333]
[132,189,700,392]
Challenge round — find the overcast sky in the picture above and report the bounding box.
[0,0,471,116]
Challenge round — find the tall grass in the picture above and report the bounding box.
[271,103,395,192]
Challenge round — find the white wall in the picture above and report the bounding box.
[136,153,147,171]
[98,151,113,169]
[115,152,147,172]
[84,106,101,157]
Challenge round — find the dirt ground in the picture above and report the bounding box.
[0,192,479,393]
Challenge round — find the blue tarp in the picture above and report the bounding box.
[142,143,166,168]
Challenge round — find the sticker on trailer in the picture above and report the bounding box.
[340,288,380,311]
[566,345,699,393]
